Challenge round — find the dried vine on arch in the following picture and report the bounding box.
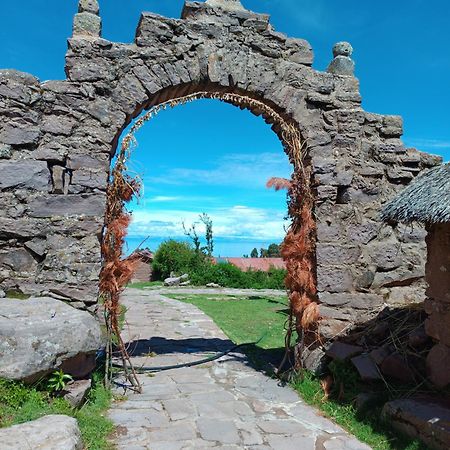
[100,90,318,386]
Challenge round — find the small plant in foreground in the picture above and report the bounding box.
[46,370,73,393]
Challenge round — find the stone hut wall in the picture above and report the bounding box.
[0,0,441,337]
[424,223,450,387]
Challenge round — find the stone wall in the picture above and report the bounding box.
[0,0,441,335]
[424,223,450,387]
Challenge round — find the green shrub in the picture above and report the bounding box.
[152,240,201,279]
[189,261,286,289]
[151,239,286,289]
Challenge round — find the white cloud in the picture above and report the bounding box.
[144,151,292,189]
[148,196,180,202]
[404,138,450,150]
[127,205,290,240]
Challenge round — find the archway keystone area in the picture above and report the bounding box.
[0,0,441,345]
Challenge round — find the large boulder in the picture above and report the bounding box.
[0,415,83,450]
[0,297,103,382]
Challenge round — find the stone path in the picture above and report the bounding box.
[109,288,371,449]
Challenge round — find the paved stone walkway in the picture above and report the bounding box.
[109,288,371,449]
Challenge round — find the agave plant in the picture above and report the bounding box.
[46,369,73,393]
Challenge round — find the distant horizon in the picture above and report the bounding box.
[124,235,284,258]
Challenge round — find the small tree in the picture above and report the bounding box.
[267,243,280,257]
[260,248,269,258]
[250,248,259,258]
[199,213,214,257]
[182,221,201,253]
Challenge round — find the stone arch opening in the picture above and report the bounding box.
[101,87,317,363]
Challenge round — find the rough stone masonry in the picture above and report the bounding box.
[0,0,441,335]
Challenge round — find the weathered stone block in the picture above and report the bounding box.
[317,266,353,293]
[42,115,75,136]
[0,123,40,146]
[28,193,106,218]
[0,248,37,272]
[0,160,49,191]
[370,241,402,271]
[73,12,101,37]
[317,243,361,265]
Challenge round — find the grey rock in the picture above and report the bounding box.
[0,143,12,159]
[206,282,221,288]
[370,241,402,271]
[73,12,101,37]
[0,297,102,381]
[78,0,99,14]
[28,193,106,218]
[24,237,47,257]
[317,267,353,293]
[332,41,353,57]
[301,346,329,375]
[164,274,189,286]
[0,248,37,272]
[0,289,5,298]
[64,379,92,407]
[206,0,246,12]
[327,55,355,76]
[0,0,433,340]
[0,123,40,146]
[0,160,49,191]
[0,415,83,450]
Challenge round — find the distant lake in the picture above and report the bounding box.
[124,236,283,257]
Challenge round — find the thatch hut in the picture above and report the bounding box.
[382,163,450,387]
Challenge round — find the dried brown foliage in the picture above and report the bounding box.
[266,177,292,191]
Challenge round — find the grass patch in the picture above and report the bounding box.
[128,280,163,289]
[0,372,114,450]
[167,293,425,450]
[168,293,288,351]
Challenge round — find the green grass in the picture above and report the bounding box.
[128,280,163,289]
[0,372,114,450]
[168,293,288,351]
[167,293,425,450]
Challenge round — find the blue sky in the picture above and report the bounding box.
[1,1,449,255]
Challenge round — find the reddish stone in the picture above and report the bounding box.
[427,343,450,388]
[369,346,392,365]
[425,299,450,347]
[380,352,416,383]
[383,397,450,450]
[326,342,363,361]
[351,354,382,381]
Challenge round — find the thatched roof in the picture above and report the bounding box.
[381,163,450,224]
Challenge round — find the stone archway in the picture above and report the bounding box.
[0,0,441,342]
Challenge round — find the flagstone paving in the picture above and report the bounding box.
[109,288,371,449]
